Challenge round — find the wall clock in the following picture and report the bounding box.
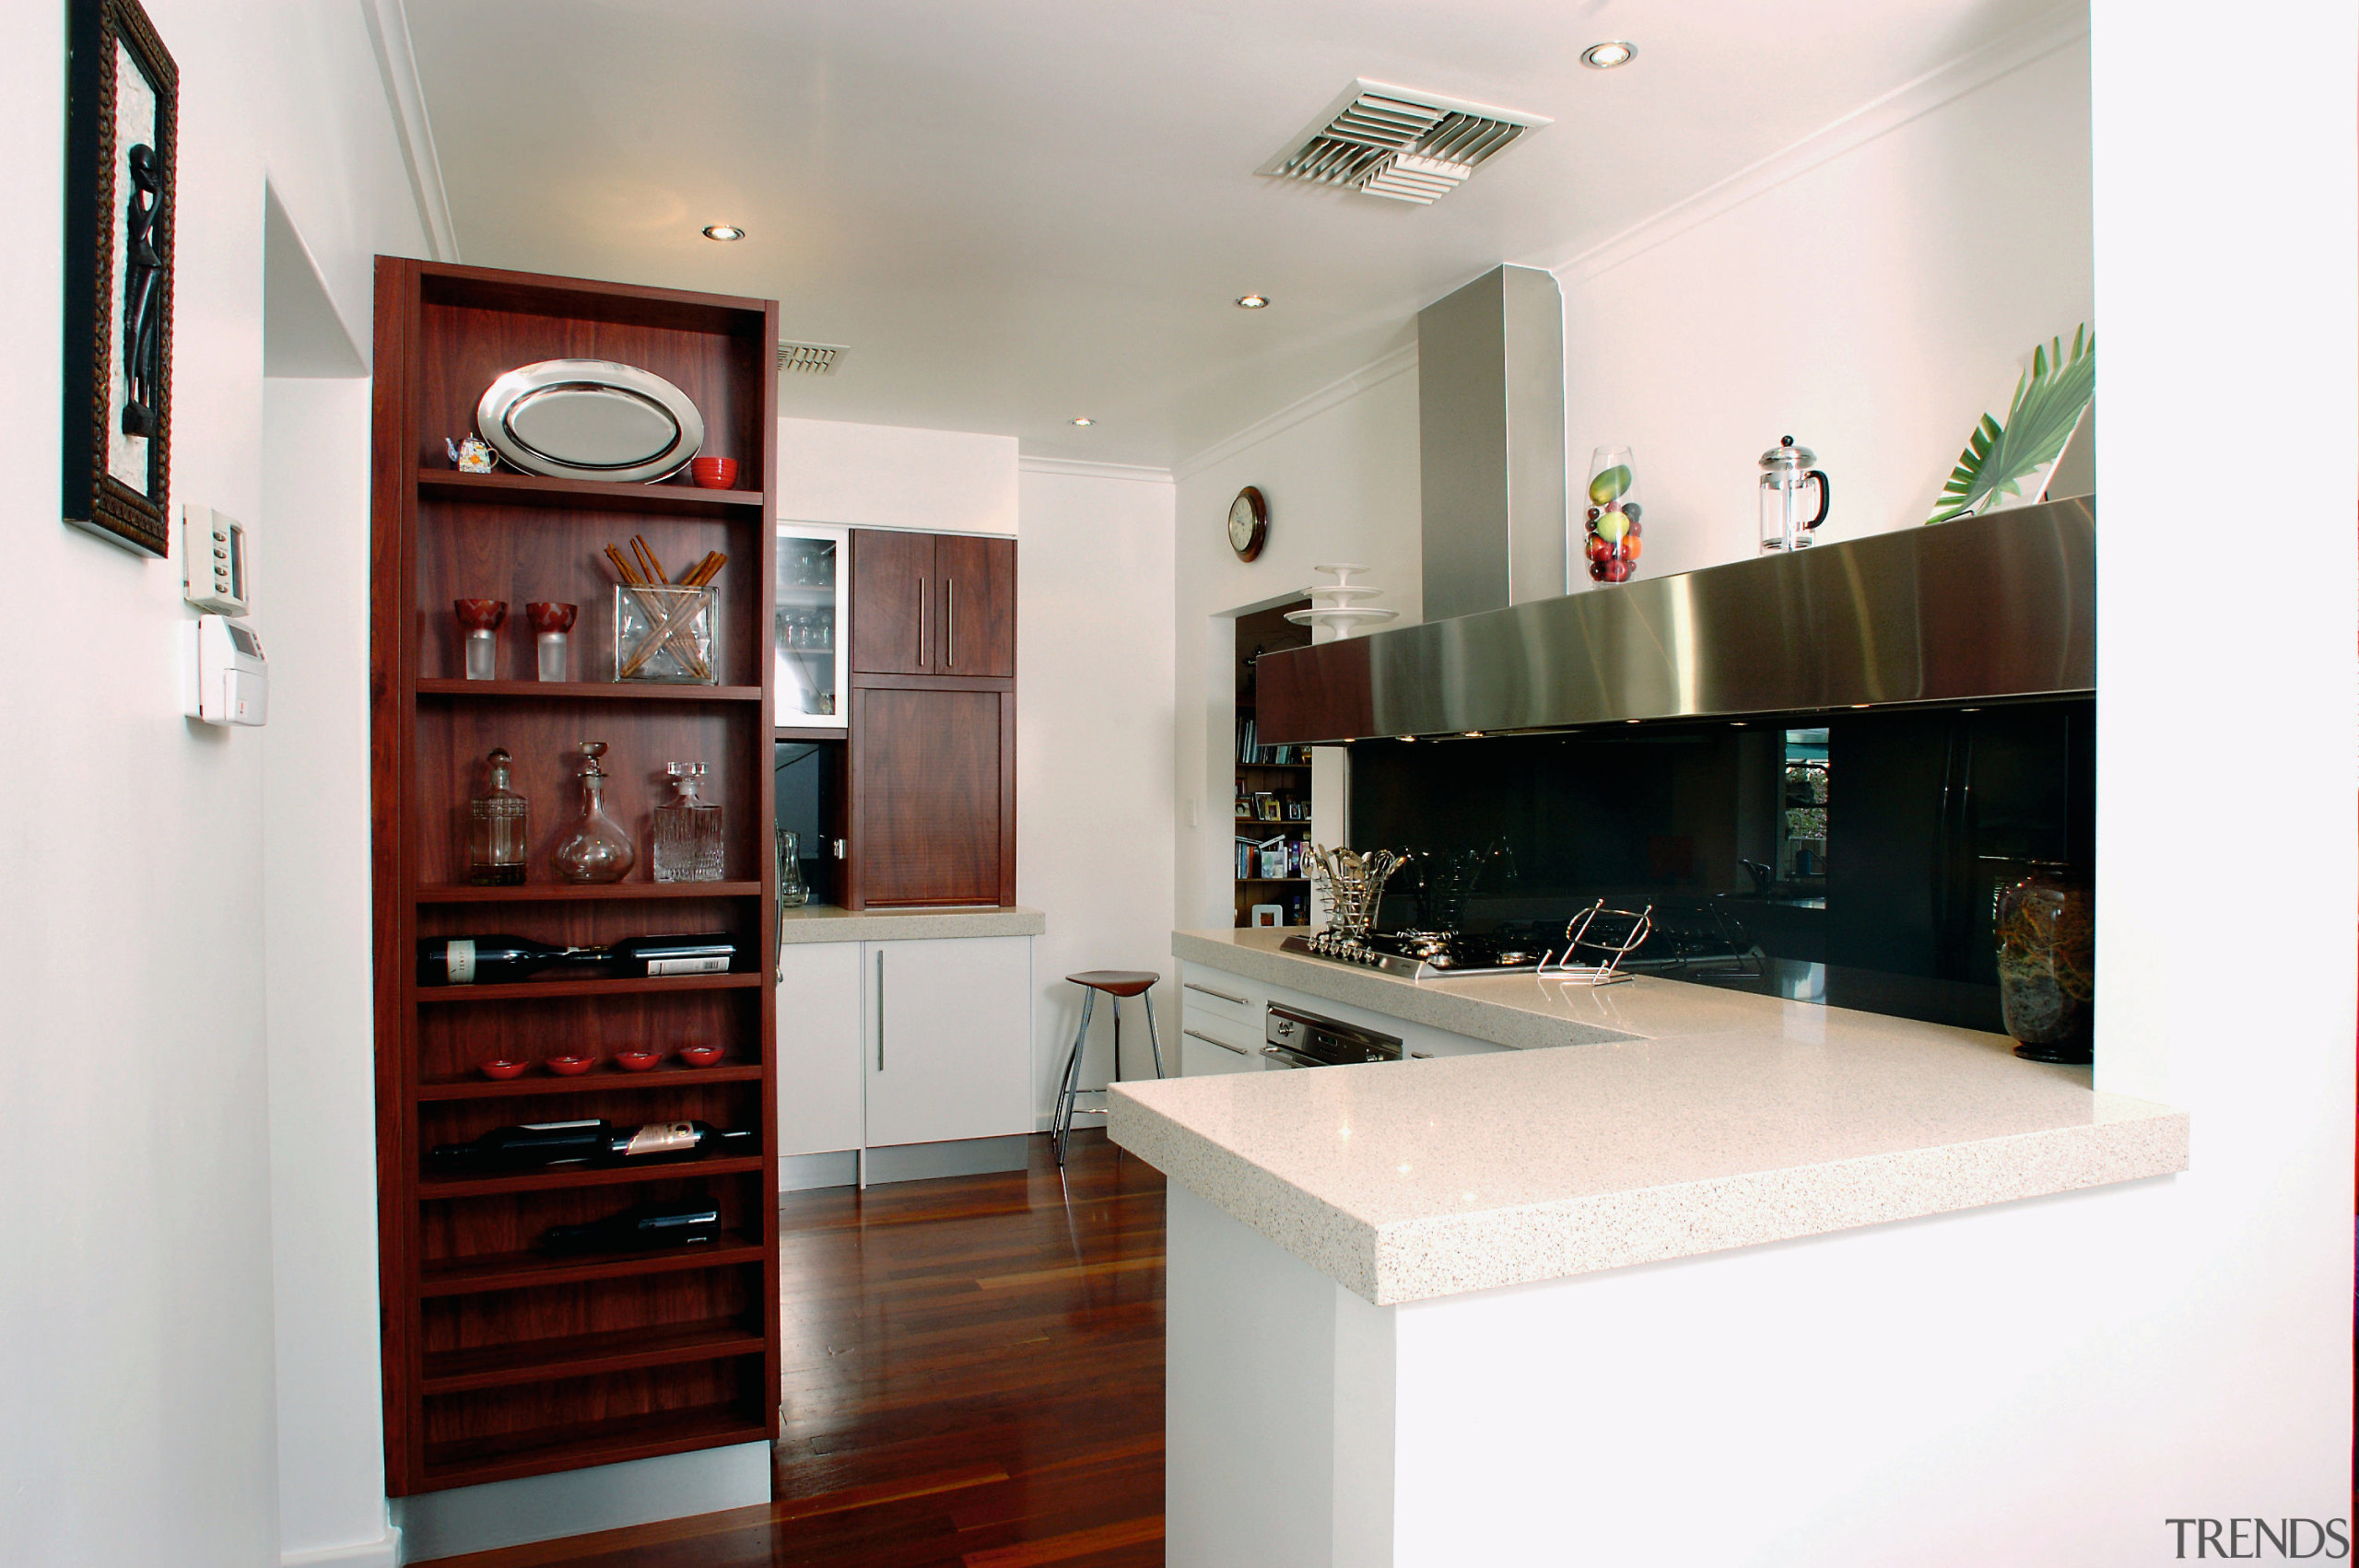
[1227,486,1268,562]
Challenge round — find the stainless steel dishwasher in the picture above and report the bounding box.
[1262,1003,1402,1069]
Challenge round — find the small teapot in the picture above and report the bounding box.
[1758,436,1830,553]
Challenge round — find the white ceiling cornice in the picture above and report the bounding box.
[1016,455,1175,485]
[1543,2,2088,285]
[361,0,460,262]
[1171,343,1419,483]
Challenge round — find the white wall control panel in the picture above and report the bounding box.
[182,614,269,726]
[182,504,251,614]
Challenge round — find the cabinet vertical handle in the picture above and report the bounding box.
[875,950,886,1070]
[945,579,957,669]
[916,577,929,668]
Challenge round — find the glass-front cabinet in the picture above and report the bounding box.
[775,522,847,730]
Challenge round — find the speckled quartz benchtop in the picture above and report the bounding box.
[776,905,1045,943]
[1112,931,2187,1305]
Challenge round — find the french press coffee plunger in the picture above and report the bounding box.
[1758,437,1831,553]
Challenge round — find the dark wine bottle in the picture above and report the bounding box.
[417,934,594,987]
[538,1199,722,1255]
[604,933,739,978]
[428,1118,757,1174]
[416,932,740,986]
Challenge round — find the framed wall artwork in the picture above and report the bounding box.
[62,0,178,557]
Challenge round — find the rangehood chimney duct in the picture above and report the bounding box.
[1418,264,1567,619]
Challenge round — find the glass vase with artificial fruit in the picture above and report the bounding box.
[1582,447,1643,586]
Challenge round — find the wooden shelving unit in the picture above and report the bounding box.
[370,258,780,1497]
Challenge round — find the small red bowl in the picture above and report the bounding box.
[615,1048,663,1072]
[676,1045,724,1068]
[479,1059,529,1081]
[688,456,737,489]
[546,1054,595,1076]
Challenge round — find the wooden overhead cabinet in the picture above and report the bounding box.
[843,529,1016,908]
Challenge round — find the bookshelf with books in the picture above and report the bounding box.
[1236,602,1313,930]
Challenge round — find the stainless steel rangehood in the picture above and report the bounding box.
[1254,497,2095,744]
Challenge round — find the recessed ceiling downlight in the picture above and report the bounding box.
[1070,416,1095,427]
[1580,41,1636,69]
[700,224,745,241]
[1237,294,1270,309]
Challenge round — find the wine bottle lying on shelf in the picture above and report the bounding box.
[539,1198,722,1255]
[417,932,740,986]
[428,1118,757,1174]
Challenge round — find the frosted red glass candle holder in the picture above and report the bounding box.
[453,599,507,680]
[526,601,578,682]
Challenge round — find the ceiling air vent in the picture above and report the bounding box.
[1260,80,1548,205]
[777,341,846,375]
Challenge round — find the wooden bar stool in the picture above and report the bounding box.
[1051,970,1165,1164]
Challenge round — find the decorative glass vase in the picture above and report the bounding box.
[614,585,717,685]
[1995,870,2093,1063]
[527,601,577,682]
[1581,447,1642,586]
[552,741,636,883]
[776,827,809,911]
[465,746,528,886]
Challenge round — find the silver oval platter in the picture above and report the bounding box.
[475,359,705,483]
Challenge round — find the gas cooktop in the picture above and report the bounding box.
[1279,930,1558,980]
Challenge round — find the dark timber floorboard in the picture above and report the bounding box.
[417,1130,1167,1568]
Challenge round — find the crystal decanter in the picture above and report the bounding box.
[651,762,724,883]
[552,741,636,883]
[465,746,528,886]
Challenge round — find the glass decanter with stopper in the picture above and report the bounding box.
[552,741,636,883]
[651,762,725,883]
[466,746,529,885]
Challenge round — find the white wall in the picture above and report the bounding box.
[0,5,423,1568]
[1015,462,1178,1113]
[261,376,389,1567]
[1170,359,1423,931]
[777,416,1018,535]
[2079,0,2355,1526]
[1556,29,2095,578]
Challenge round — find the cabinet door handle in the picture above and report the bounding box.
[1183,1028,1248,1057]
[876,950,886,1070]
[1184,981,1248,1007]
[916,577,929,668]
[945,579,956,669]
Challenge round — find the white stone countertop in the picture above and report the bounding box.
[777,904,1046,943]
[1111,930,2186,1305]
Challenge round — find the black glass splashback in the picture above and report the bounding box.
[1345,697,2094,1033]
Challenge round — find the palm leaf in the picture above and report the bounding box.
[1927,324,2095,523]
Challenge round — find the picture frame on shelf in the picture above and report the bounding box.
[62,0,178,557]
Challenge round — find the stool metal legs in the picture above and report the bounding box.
[1052,988,1097,1166]
[1142,989,1165,1080]
[1051,983,1167,1167]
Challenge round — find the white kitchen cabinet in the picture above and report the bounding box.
[776,941,866,1156]
[778,934,1035,1164]
[864,935,1034,1146]
[1180,963,1265,1077]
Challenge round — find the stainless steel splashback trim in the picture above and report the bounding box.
[1255,498,2094,744]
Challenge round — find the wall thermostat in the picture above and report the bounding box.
[182,504,250,614]
[182,614,269,727]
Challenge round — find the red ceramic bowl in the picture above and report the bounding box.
[479,1059,529,1081]
[676,1044,724,1068]
[546,1054,595,1076]
[615,1048,663,1072]
[688,456,737,489]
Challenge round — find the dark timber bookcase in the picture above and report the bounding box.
[370,258,780,1495]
